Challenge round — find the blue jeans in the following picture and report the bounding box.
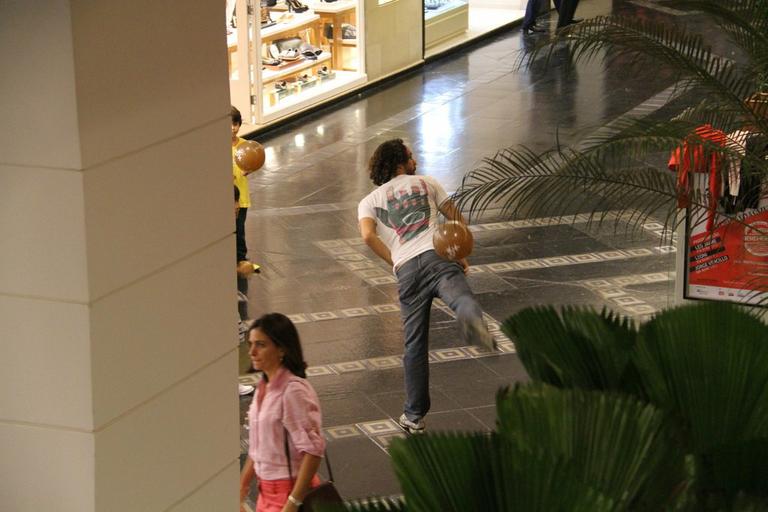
[395,250,485,422]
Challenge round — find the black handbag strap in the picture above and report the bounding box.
[283,428,334,482]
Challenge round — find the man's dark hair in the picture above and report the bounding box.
[234,185,240,202]
[368,138,409,186]
[231,105,242,126]
[249,313,308,379]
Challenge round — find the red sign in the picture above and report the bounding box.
[687,209,768,304]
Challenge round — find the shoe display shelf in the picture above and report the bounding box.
[309,0,359,71]
[256,2,365,122]
[262,67,365,118]
[424,0,468,49]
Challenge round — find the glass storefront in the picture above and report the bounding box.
[226,0,539,131]
[228,0,366,129]
[425,0,528,57]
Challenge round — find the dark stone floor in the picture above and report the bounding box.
[236,0,723,503]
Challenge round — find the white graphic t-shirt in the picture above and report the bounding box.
[358,174,448,271]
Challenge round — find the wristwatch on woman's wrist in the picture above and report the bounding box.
[288,494,302,507]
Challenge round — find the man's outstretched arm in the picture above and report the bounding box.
[359,217,393,267]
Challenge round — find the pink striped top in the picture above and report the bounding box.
[247,367,325,480]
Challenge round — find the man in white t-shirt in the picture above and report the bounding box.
[358,139,495,434]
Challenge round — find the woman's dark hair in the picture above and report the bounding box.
[234,185,240,202]
[249,313,307,378]
[368,138,409,186]
[231,105,242,126]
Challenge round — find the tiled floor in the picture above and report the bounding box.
[236,0,718,503]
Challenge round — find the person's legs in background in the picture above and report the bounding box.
[396,256,433,431]
[522,0,546,33]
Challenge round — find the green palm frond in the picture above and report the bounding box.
[322,497,407,512]
[496,384,686,510]
[501,306,640,392]
[388,432,617,512]
[635,303,768,497]
[454,143,699,236]
[670,0,768,73]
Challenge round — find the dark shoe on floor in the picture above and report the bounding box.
[398,413,425,434]
[523,24,546,34]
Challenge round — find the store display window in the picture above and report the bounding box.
[228,0,366,127]
[424,0,528,57]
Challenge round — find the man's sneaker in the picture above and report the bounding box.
[398,413,425,434]
[239,384,255,396]
[461,318,497,352]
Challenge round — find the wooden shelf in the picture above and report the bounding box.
[262,53,332,83]
[261,13,321,44]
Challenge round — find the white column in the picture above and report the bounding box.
[0,1,240,510]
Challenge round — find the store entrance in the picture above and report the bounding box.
[424,0,528,58]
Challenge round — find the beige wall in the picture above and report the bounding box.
[0,1,239,510]
[364,0,424,82]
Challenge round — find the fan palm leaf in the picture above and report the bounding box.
[388,431,616,512]
[496,384,686,510]
[501,306,640,392]
[635,302,768,498]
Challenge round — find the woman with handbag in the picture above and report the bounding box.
[239,313,326,512]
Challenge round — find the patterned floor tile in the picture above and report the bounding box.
[346,261,377,270]
[310,311,340,321]
[613,276,645,286]
[373,304,400,313]
[496,341,517,353]
[307,365,336,376]
[316,240,348,248]
[570,253,601,263]
[582,279,614,288]
[358,269,389,278]
[625,304,658,314]
[643,272,672,282]
[596,250,628,260]
[612,296,645,306]
[341,307,371,317]
[332,361,369,373]
[326,246,359,255]
[372,433,407,450]
[626,248,654,257]
[515,259,546,269]
[357,419,401,436]
[487,262,515,272]
[431,348,470,361]
[367,356,403,369]
[337,253,367,261]
[541,257,572,266]
[598,288,627,298]
[369,276,398,285]
[287,314,309,324]
[465,345,496,358]
[325,425,363,439]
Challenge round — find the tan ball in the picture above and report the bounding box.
[433,221,474,261]
[234,140,265,172]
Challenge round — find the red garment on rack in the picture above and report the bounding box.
[668,124,728,231]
